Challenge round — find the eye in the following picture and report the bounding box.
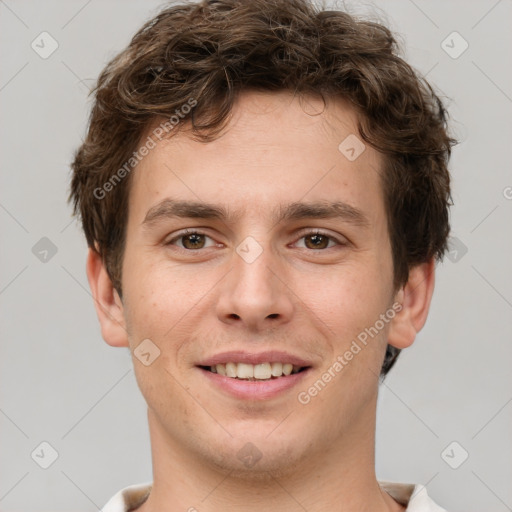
[167,230,218,250]
[294,230,344,250]
[165,229,345,251]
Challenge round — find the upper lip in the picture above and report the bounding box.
[197,350,312,367]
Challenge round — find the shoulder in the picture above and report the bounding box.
[101,482,152,512]
[378,480,449,511]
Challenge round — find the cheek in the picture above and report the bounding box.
[123,276,197,416]
[295,258,392,339]
[123,256,189,330]
[121,260,212,379]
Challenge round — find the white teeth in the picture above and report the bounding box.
[208,362,305,379]
[254,363,272,380]
[237,363,254,379]
[271,362,283,376]
[282,363,293,376]
[226,362,237,378]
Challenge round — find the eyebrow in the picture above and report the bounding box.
[142,198,370,229]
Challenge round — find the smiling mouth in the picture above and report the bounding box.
[199,362,309,380]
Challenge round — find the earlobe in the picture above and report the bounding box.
[86,248,129,347]
[387,259,436,350]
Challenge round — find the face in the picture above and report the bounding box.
[102,91,407,477]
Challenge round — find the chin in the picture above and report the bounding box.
[199,429,310,480]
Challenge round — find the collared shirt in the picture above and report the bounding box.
[101,481,448,511]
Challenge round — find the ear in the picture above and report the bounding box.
[387,258,435,349]
[86,247,129,347]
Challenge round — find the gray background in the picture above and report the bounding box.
[1,0,511,510]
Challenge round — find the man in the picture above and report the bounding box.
[70,0,455,510]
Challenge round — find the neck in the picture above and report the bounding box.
[136,400,404,512]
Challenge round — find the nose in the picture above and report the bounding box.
[215,241,295,332]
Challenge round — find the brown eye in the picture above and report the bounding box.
[181,233,206,249]
[303,233,331,249]
[167,231,217,250]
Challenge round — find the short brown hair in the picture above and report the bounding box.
[70,0,455,376]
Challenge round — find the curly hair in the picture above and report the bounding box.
[70,0,455,376]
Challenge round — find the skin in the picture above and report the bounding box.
[87,90,435,512]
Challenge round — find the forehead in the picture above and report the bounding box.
[128,90,385,226]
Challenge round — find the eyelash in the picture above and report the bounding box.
[165,229,346,251]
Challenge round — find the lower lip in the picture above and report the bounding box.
[198,367,310,400]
